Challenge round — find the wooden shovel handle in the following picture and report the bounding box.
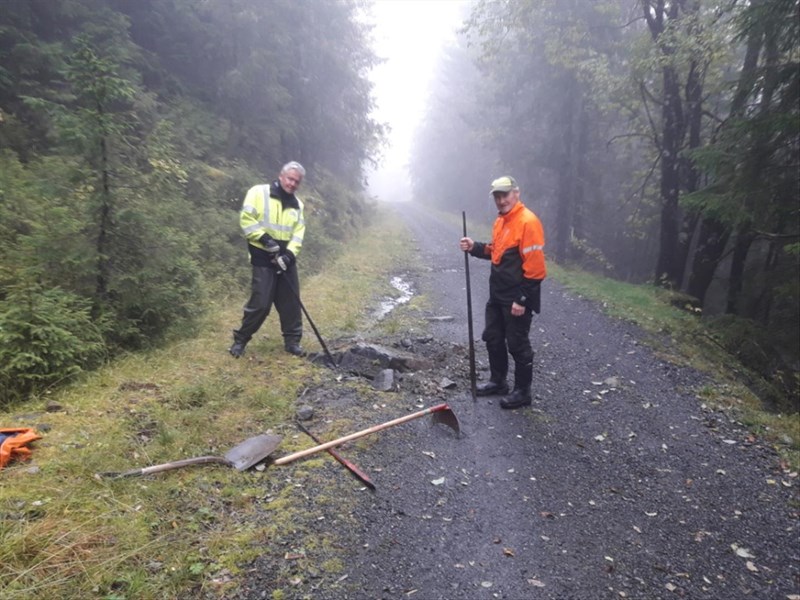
[273,404,452,466]
[104,456,230,478]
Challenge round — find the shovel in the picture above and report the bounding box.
[99,403,460,478]
[99,433,283,478]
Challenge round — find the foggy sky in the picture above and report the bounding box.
[365,0,469,203]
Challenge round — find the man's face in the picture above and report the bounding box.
[279,169,303,194]
[493,189,519,214]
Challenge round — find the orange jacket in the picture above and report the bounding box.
[0,428,42,469]
[470,201,546,311]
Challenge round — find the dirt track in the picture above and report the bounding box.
[237,201,798,600]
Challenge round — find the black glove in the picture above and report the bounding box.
[274,251,294,272]
[259,234,280,253]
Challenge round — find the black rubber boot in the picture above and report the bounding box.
[500,387,532,409]
[500,361,533,409]
[284,338,304,356]
[229,340,247,358]
[476,380,510,397]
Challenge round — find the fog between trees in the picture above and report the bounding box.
[410,0,798,410]
[0,0,797,409]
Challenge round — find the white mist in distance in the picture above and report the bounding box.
[365,0,467,203]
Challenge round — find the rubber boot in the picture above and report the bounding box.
[500,361,532,409]
[477,345,509,396]
[229,333,249,358]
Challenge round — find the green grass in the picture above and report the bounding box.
[0,205,412,600]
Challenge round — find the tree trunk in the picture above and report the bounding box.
[686,218,730,302]
[554,80,577,262]
[644,0,686,288]
[726,228,755,314]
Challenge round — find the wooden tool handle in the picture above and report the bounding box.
[274,404,450,466]
[104,456,229,478]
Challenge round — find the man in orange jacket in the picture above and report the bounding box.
[460,176,546,409]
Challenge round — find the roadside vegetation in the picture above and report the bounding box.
[0,207,412,600]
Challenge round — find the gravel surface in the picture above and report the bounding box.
[236,202,799,600]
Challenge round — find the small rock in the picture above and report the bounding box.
[439,377,456,390]
[296,405,314,421]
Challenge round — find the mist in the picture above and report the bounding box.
[365,0,469,204]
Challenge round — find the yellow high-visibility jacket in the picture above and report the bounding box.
[240,183,305,260]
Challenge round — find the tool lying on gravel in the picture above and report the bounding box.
[462,211,478,401]
[99,404,460,478]
[297,421,375,490]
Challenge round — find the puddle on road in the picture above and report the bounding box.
[374,276,414,320]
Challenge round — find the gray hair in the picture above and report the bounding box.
[281,161,306,176]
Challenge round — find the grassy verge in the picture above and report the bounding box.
[549,262,799,468]
[0,205,413,600]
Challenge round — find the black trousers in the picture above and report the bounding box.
[482,300,533,388]
[233,265,302,346]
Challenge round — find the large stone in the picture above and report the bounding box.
[372,369,396,392]
[347,342,434,373]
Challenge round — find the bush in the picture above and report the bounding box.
[0,285,106,405]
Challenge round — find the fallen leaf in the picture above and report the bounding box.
[503,547,515,557]
[732,544,755,559]
[284,552,305,560]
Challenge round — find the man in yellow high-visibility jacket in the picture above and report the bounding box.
[229,161,307,358]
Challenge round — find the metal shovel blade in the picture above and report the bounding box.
[431,405,461,437]
[224,433,283,471]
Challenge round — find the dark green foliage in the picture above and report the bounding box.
[0,284,105,406]
[707,314,799,413]
[0,0,381,402]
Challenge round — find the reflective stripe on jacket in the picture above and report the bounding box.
[240,183,305,258]
[471,201,546,312]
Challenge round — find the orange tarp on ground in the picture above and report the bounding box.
[0,428,42,469]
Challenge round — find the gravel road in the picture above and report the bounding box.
[238,201,798,600]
